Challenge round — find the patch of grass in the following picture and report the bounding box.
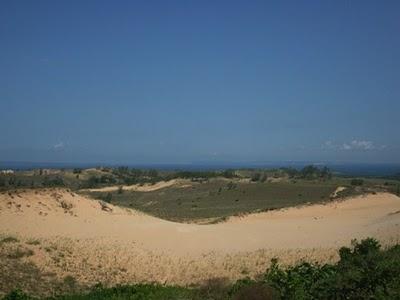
[2,290,32,300]
[60,201,73,211]
[7,247,34,259]
[25,239,40,246]
[0,257,57,298]
[63,275,77,290]
[0,236,19,244]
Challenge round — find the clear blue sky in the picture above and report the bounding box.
[1,0,399,164]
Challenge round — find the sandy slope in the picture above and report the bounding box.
[1,189,399,286]
[82,179,189,192]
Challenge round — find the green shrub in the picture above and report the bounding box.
[300,165,332,180]
[63,275,77,289]
[102,192,112,203]
[2,290,33,300]
[0,236,19,244]
[57,283,194,300]
[25,239,40,246]
[42,176,64,187]
[351,179,364,186]
[117,186,123,194]
[0,177,6,187]
[251,173,261,182]
[72,168,82,174]
[7,248,34,259]
[262,238,400,299]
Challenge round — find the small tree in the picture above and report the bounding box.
[222,169,235,178]
[117,186,124,194]
[8,176,16,186]
[320,166,332,180]
[301,165,319,179]
[260,174,268,182]
[251,173,261,182]
[73,168,82,174]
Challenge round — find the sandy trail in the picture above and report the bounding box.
[1,189,399,286]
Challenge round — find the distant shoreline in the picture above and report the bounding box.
[1,161,400,176]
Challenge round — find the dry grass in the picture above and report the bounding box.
[1,188,400,297]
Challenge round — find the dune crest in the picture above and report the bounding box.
[1,189,400,251]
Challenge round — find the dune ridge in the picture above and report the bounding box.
[1,188,399,286]
[82,179,188,193]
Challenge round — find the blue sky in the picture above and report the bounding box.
[1,0,399,164]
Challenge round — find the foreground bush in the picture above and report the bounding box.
[2,285,194,300]
[3,238,400,299]
[262,238,400,299]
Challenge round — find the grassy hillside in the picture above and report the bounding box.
[85,179,339,222]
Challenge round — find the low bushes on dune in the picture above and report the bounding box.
[231,238,400,299]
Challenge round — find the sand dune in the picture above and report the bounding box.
[1,189,399,286]
[83,179,189,192]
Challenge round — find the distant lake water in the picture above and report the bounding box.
[1,161,399,177]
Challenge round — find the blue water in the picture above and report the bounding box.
[1,161,400,177]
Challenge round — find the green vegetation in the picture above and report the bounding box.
[3,239,400,299]
[7,247,34,259]
[261,238,400,299]
[0,165,397,192]
[25,240,40,246]
[1,165,399,222]
[0,237,19,244]
[2,284,193,300]
[350,178,364,186]
[0,167,232,191]
[87,179,338,222]
[84,169,398,223]
[117,186,123,194]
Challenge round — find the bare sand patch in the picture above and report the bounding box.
[83,179,191,193]
[1,189,399,287]
[330,186,346,198]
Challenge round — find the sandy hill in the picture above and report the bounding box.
[1,188,400,287]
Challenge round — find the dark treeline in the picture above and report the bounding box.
[248,165,332,183]
[0,165,334,190]
[75,168,237,188]
[287,165,332,180]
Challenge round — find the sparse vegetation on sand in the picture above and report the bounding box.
[88,179,339,222]
[2,166,398,222]
[1,166,400,299]
[84,176,398,222]
[0,236,19,244]
[2,239,400,299]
